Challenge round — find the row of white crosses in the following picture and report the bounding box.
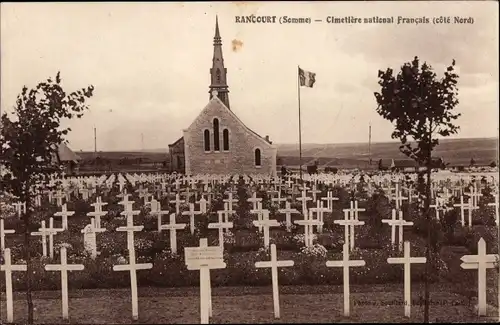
[3,230,497,324]
[181,237,433,323]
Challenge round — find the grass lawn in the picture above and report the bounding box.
[1,284,498,324]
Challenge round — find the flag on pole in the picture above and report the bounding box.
[298,67,316,88]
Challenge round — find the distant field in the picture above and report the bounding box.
[276,137,498,167]
[76,137,498,169]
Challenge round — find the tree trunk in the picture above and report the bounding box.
[22,192,34,324]
[423,128,433,323]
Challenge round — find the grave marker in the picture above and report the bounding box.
[0,219,15,251]
[460,238,499,316]
[45,247,84,320]
[54,203,75,230]
[325,243,365,317]
[252,210,279,249]
[208,211,234,249]
[387,241,426,317]
[182,203,202,235]
[113,246,153,320]
[278,201,300,232]
[1,248,27,323]
[255,244,294,318]
[185,238,226,324]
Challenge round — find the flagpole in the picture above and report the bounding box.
[298,65,303,181]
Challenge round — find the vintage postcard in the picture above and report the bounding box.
[0,1,499,324]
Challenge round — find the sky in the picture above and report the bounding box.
[1,2,498,151]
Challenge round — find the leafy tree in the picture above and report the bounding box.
[470,157,476,167]
[373,56,460,322]
[0,72,93,323]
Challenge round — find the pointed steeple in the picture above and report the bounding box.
[209,16,230,109]
[214,15,221,41]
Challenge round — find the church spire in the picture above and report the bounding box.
[209,15,230,109]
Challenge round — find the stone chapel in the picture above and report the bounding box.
[168,17,277,176]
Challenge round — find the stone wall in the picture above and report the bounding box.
[184,98,277,176]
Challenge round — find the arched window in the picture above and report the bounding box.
[223,129,229,151]
[216,68,221,83]
[255,148,261,167]
[204,129,210,151]
[213,118,220,151]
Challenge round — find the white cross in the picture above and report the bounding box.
[252,210,279,249]
[430,198,447,221]
[31,220,57,257]
[53,190,65,206]
[326,243,366,317]
[392,183,408,210]
[53,203,75,230]
[463,197,477,227]
[87,196,108,229]
[118,205,142,251]
[309,185,322,202]
[345,200,365,221]
[335,210,365,251]
[247,192,262,211]
[294,211,323,247]
[278,201,300,232]
[223,192,238,215]
[296,189,312,218]
[182,203,202,235]
[172,193,185,215]
[487,193,499,226]
[184,238,226,324]
[387,241,426,317]
[117,193,132,209]
[309,200,329,233]
[464,184,482,209]
[47,217,64,258]
[151,201,170,233]
[1,248,27,323]
[45,247,84,320]
[208,211,234,249]
[250,202,265,232]
[321,191,339,211]
[460,237,499,316]
[160,213,186,254]
[382,209,414,251]
[113,246,153,320]
[12,201,26,218]
[255,244,294,318]
[453,195,469,227]
[0,219,15,251]
[271,190,287,209]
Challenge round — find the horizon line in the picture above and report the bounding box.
[74,135,499,152]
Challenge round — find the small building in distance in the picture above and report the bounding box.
[51,142,81,175]
[168,137,185,174]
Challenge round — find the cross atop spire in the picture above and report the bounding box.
[214,15,221,43]
[209,16,230,109]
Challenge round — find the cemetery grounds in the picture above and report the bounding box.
[1,172,499,323]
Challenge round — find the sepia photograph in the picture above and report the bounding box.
[0,1,499,324]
